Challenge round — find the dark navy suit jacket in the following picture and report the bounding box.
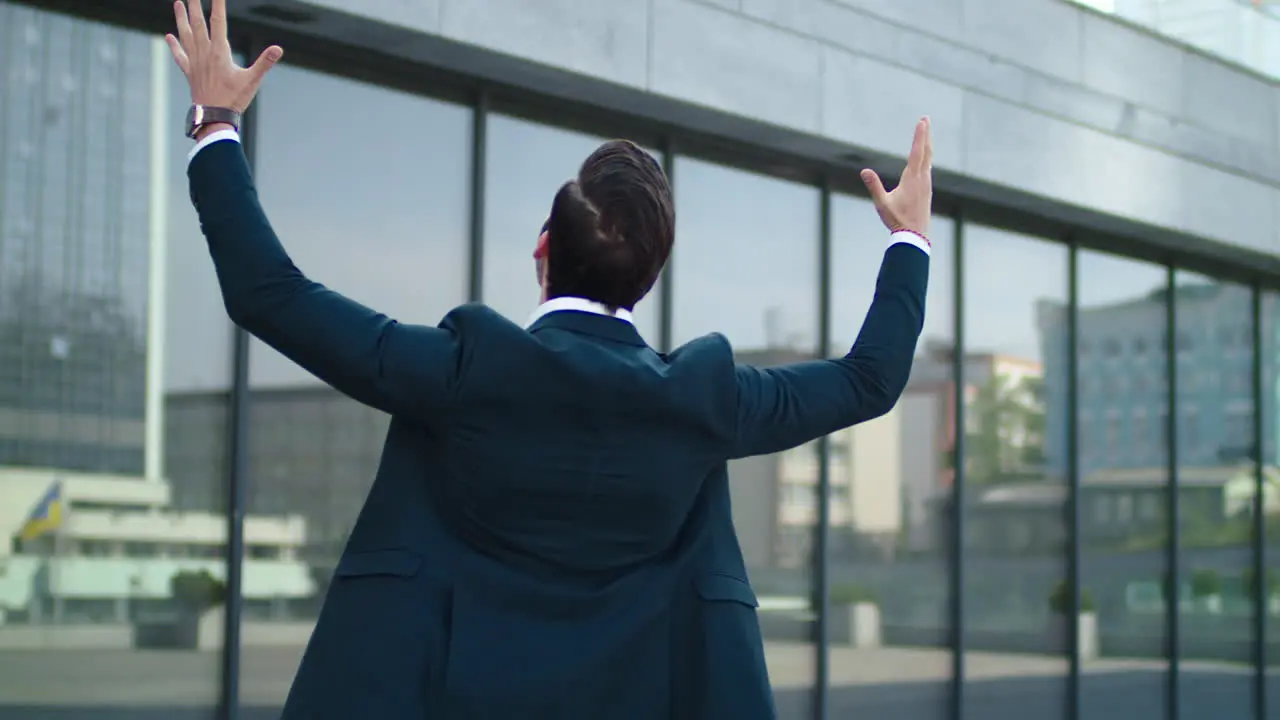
[188,138,929,719]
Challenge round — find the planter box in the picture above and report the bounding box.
[132,607,225,650]
[1049,612,1098,661]
[1078,612,1098,660]
[1194,594,1223,615]
[132,614,198,650]
[829,602,882,649]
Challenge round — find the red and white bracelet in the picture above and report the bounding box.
[892,228,930,247]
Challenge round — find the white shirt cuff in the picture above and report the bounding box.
[188,128,242,165]
[890,230,931,256]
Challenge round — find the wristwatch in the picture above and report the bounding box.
[185,104,242,139]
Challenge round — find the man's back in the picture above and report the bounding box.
[426,307,732,574]
[280,303,779,718]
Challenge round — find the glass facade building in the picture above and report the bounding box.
[0,1,1278,719]
[0,5,152,476]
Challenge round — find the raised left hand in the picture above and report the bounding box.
[861,117,933,238]
[165,0,283,113]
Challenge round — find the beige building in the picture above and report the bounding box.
[0,467,310,629]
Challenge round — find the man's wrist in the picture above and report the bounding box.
[889,229,931,257]
[194,122,235,143]
[892,228,930,247]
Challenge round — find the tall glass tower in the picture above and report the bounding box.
[0,5,155,475]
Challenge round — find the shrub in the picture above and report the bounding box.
[1048,581,1096,614]
[170,569,227,613]
[1189,569,1221,598]
[829,585,878,606]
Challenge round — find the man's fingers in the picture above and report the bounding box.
[209,0,227,41]
[165,34,191,75]
[905,117,928,175]
[860,169,888,204]
[188,0,208,42]
[247,45,285,82]
[922,117,934,173]
[173,1,195,54]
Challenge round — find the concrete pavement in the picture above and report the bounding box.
[0,642,1270,719]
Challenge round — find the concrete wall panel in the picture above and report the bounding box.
[286,0,1280,257]
[439,0,649,89]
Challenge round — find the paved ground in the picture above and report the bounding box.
[0,642,1273,719]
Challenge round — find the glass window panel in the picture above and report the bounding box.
[671,159,817,350]
[827,194,954,719]
[1172,272,1255,719]
[670,157,817,719]
[247,68,469,387]
[1077,251,1169,719]
[962,226,1069,718]
[1262,291,1280,708]
[482,115,661,345]
[240,64,471,711]
[0,4,229,715]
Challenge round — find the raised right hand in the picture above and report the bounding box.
[165,0,283,115]
[861,117,933,238]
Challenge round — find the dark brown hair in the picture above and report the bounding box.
[544,140,674,311]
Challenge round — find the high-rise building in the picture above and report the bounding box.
[0,4,154,475]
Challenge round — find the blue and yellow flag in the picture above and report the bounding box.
[19,481,63,542]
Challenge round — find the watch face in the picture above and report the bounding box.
[185,105,199,137]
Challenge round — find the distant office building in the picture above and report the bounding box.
[166,387,388,566]
[1040,284,1276,481]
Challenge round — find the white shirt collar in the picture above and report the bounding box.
[525,296,635,329]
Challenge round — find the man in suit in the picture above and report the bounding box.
[166,1,932,717]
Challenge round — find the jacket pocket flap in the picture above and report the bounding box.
[334,549,423,579]
[695,573,759,607]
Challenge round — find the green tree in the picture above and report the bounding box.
[965,373,1047,486]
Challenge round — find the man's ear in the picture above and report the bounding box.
[533,230,549,260]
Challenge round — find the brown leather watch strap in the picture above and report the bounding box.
[185,104,242,139]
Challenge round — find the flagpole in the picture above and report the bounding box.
[50,475,63,625]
